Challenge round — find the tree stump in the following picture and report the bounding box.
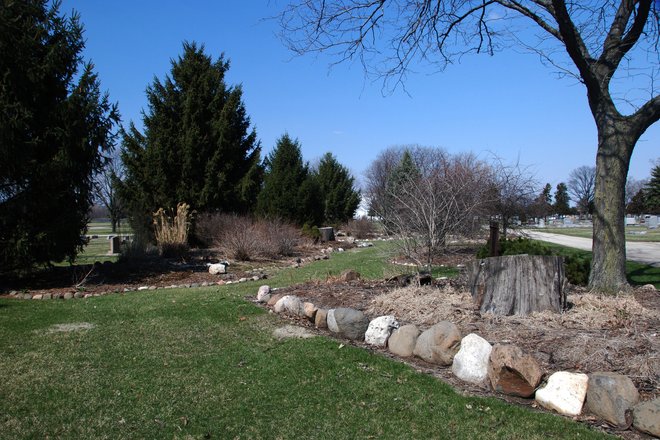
[318,227,335,242]
[466,255,566,316]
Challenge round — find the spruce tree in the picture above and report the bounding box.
[553,183,571,217]
[257,134,322,225]
[0,1,119,272]
[645,163,660,214]
[316,153,360,224]
[119,42,262,239]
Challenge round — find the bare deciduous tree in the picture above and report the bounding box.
[278,0,660,292]
[489,157,538,238]
[567,165,596,216]
[95,146,124,233]
[369,146,494,271]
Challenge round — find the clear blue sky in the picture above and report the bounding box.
[61,0,658,190]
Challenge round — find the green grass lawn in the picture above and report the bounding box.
[537,242,660,288]
[542,226,660,242]
[0,282,611,439]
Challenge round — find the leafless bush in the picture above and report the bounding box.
[198,213,301,260]
[345,216,375,239]
[256,218,300,258]
[153,203,192,258]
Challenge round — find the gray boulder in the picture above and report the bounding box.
[327,308,369,340]
[413,321,461,365]
[388,324,420,357]
[256,285,271,303]
[208,263,227,275]
[315,309,328,328]
[586,372,639,428]
[633,398,660,437]
[365,315,399,347]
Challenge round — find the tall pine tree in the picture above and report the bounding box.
[315,153,360,225]
[553,183,572,217]
[0,1,119,271]
[646,163,660,214]
[119,42,262,239]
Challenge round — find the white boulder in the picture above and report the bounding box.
[208,263,227,275]
[365,316,399,347]
[536,371,589,416]
[451,333,492,384]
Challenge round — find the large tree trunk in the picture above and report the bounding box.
[589,117,636,292]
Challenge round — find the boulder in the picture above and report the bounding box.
[535,371,589,416]
[413,321,461,365]
[340,270,361,282]
[488,344,543,398]
[303,302,318,320]
[208,263,227,275]
[63,292,74,300]
[586,372,639,428]
[633,398,660,437]
[256,285,271,303]
[452,333,492,384]
[365,315,399,347]
[267,293,285,306]
[388,324,420,357]
[273,295,305,316]
[315,309,328,328]
[327,308,369,340]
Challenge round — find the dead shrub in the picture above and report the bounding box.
[193,212,232,247]
[345,216,375,239]
[208,214,300,261]
[153,203,192,257]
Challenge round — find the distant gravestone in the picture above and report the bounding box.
[648,216,659,229]
[110,236,121,254]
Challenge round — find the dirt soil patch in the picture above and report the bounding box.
[266,278,659,439]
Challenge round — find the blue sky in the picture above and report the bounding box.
[61,1,658,189]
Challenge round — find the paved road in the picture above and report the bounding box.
[523,230,660,267]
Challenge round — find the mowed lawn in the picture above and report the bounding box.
[542,226,660,242]
[0,245,614,439]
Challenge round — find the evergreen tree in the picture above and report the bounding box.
[119,42,262,239]
[645,163,660,214]
[0,1,119,272]
[553,182,571,216]
[541,183,553,206]
[315,153,360,224]
[257,134,322,225]
[626,189,647,215]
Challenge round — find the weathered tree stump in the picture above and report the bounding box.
[466,255,566,316]
[318,227,335,242]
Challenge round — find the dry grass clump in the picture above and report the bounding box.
[153,202,192,257]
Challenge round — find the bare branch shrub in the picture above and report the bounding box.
[345,216,375,239]
[153,202,192,257]
[256,217,300,258]
[215,214,260,261]
[369,146,494,271]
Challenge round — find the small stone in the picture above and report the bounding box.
[388,324,420,357]
[63,292,74,300]
[239,278,248,283]
[137,286,149,291]
[315,309,328,328]
[148,285,157,290]
[216,280,226,285]
[9,291,17,296]
[586,372,639,428]
[31,294,43,300]
[273,295,305,316]
[413,321,461,366]
[536,371,589,416]
[640,284,657,291]
[256,285,271,303]
[252,276,260,281]
[340,270,361,282]
[365,315,399,347]
[303,302,318,320]
[633,398,660,437]
[42,293,52,300]
[208,263,227,275]
[190,283,199,288]
[74,292,84,299]
[84,294,92,299]
[201,282,209,287]
[22,293,32,299]
[488,344,543,398]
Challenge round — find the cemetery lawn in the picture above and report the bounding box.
[0,285,611,440]
[542,226,660,242]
